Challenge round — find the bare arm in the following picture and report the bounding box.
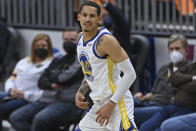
[78,79,90,96]
[75,78,90,109]
[97,34,128,63]
[96,34,136,126]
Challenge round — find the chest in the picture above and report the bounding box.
[17,62,45,77]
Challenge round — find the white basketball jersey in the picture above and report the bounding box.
[77,27,135,130]
[77,27,117,100]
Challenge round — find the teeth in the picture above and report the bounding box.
[85,23,90,26]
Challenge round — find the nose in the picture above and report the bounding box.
[85,16,91,22]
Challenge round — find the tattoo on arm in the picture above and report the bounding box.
[78,79,90,95]
[97,37,104,46]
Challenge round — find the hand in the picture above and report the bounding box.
[96,101,115,126]
[134,92,144,101]
[75,92,89,109]
[10,88,24,99]
[100,0,107,4]
[142,93,152,101]
[192,75,196,81]
[51,83,64,89]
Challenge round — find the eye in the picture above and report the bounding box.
[35,44,47,48]
[82,13,87,17]
[175,47,181,50]
[70,38,76,41]
[90,14,95,18]
[41,44,47,48]
[64,38,68,42]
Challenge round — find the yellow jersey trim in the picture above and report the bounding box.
[107,56,131,130]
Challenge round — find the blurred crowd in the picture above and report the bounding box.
[0,0,196,131]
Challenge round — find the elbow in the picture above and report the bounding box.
[126,69,136,85]
[133,72,137,82]
[132,70,137,83]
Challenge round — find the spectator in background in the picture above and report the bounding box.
[0,18,11,86]
[161,112,196,131]
[9,29,83,131]
[99,0,133,61]
[160,61,196,131]
[139,52,196,131]
[0,34,53,130]
[134,34,191,127]
[0,19,10,66]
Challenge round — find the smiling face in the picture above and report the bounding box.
[78,5,100,32]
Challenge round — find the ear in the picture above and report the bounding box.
[98,15,103,25]
[77,13,80,21]
[184,48,189,56]
[168,49,171,55]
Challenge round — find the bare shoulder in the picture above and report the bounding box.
[98,34,120,49]
[97,34,128,63]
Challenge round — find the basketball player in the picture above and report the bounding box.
[75,1,137,131]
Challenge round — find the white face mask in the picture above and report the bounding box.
[169,50,184,64]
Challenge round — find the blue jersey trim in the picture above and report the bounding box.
[83,27,106,47]
[92,32,111,59]
[120,119,137,131]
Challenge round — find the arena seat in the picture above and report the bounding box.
[129,34,151,94]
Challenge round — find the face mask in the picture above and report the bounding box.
[169,50,184,64]
[34,48,48,58]
[63,41,76,55]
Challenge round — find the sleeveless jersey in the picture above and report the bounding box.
[77,27,117,100]
[77,27,135,130]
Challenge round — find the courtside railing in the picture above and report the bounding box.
[0,0,195,37]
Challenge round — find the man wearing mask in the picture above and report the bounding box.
[134,34,191,127]
[9,29,83,131]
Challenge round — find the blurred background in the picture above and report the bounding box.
[0,0,196,130]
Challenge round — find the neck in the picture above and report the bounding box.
[173,58,187,67]
[83,27,99,43]
[35,57,45,63]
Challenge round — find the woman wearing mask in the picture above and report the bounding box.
[0,34,53,130]
[9,29,83,131]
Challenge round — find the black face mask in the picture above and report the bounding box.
[34,48,48,59]
[63,41,76,55]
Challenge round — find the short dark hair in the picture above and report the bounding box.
[79,1,101,16]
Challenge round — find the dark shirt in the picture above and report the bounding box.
[170,62,196,110]
[38,54,83,103]
[104,2,132,60]
[0,24,10,62]
[150,60,190,106]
